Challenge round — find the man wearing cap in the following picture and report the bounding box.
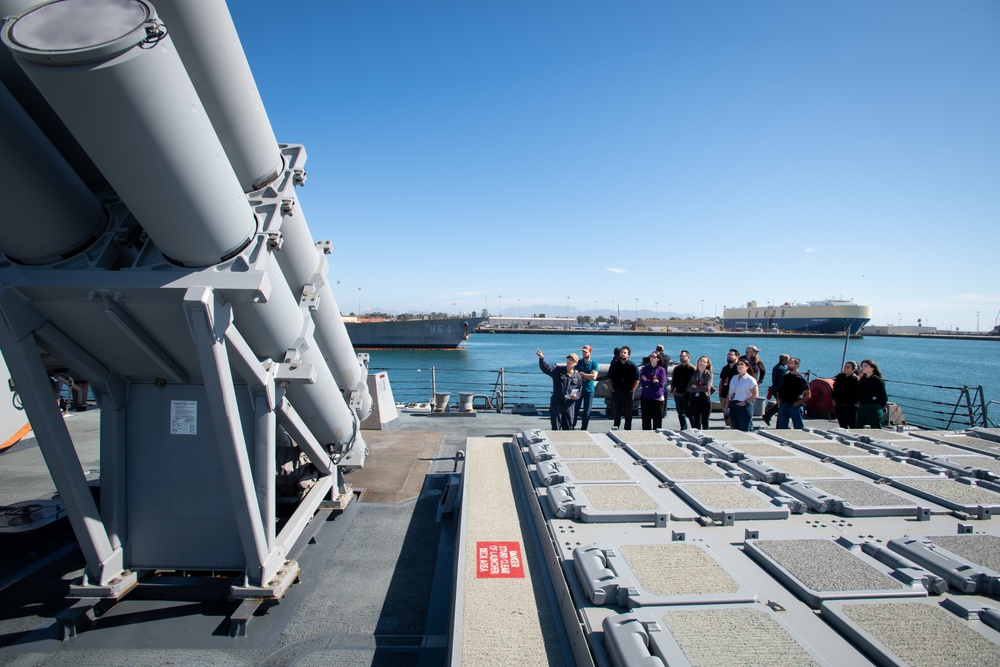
[743,345,767,384]
[573,344,599,430]
[537,349,583,430]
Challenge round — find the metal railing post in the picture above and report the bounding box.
[500,368,506,411]
[431,366,436,403]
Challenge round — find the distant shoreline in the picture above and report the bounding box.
[475,328,1000,341]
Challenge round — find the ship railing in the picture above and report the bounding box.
[883,379,989,430]
[367,366,554,411]
[984,401,999,428]
[374,366,992,430]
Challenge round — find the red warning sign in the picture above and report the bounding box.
[475,541,525,578]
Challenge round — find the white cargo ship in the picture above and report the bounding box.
[723,299,872,334]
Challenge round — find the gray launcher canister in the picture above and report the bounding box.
[276,203,370,415]
[151,0,282,192]
[0,79,106,263]
[2,0,255,268]
[236,259,362,452]
[151,0,369,414]
[0,0,110,192]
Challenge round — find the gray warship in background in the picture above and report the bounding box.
[0,0,373,603]
[344,316,485,349]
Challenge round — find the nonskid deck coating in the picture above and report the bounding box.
[942,455,1000,474]
[789,440,873,456]
[726,440,798,457]
[837,601,1000,667]
[751,539,908,593]
[618,544,741,596]
[563,461,631,481]
[834,456,940,478]
[896,478,1000,505]
[678,482,777,509]
[608,431,671,443]
[626,442,694,459]
[927,534,1000,572]
[578,484,660,511]
[515,425,1000,666]
[660,606,823,667]
[459,437,566,666]
[552,444,609,459]
[650,460,729,481]
[804,479,915,507]
[766,458,846,478]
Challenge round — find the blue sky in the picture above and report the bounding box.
[230,1,999,331]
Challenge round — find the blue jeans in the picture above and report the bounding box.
[673,394,688,429]
[730,402,754,431]
[573,393,594,430]
[777,402,804,429]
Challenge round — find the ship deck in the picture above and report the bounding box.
[1,407,1000,665]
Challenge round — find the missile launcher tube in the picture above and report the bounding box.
[0,80,105,263]
[3,0,255,268]
[149,0,283,192]
[272,198,368,410]
[231,258,362,451]
[2,0,367,447]
[0,0,109,192]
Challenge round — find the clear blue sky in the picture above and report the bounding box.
[230,1,999,331]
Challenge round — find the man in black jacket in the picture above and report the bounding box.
[670,350,696,429]
[718,349,739,427]
[762,353,789,426]
[607,345,639,430]
[776,357,811,429]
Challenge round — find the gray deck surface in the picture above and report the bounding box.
[3,402,997,666]
[0,404,602,665]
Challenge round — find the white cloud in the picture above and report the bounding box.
[605,267,627,274]
[804,247,816,253]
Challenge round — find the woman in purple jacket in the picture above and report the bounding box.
[639,352,668,430]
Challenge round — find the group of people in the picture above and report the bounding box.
[833,359,888,429]
[537,343,888,433]
[537,343,716,432]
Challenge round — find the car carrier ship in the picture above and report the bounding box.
[723,299,872,335]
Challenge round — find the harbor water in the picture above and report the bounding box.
[367,333,999,428]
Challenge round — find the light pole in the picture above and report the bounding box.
[518,298,521,318]
[655,301,658,319]
[701,299,704,320]
[566,296,570,320]
[357,287,361,316]
[484,296,487,317]
[594,300,597,322]
[634,298,638,322]
[498,295,502,317]
[977,311,980,333]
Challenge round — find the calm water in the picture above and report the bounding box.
[367,333,999,428]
